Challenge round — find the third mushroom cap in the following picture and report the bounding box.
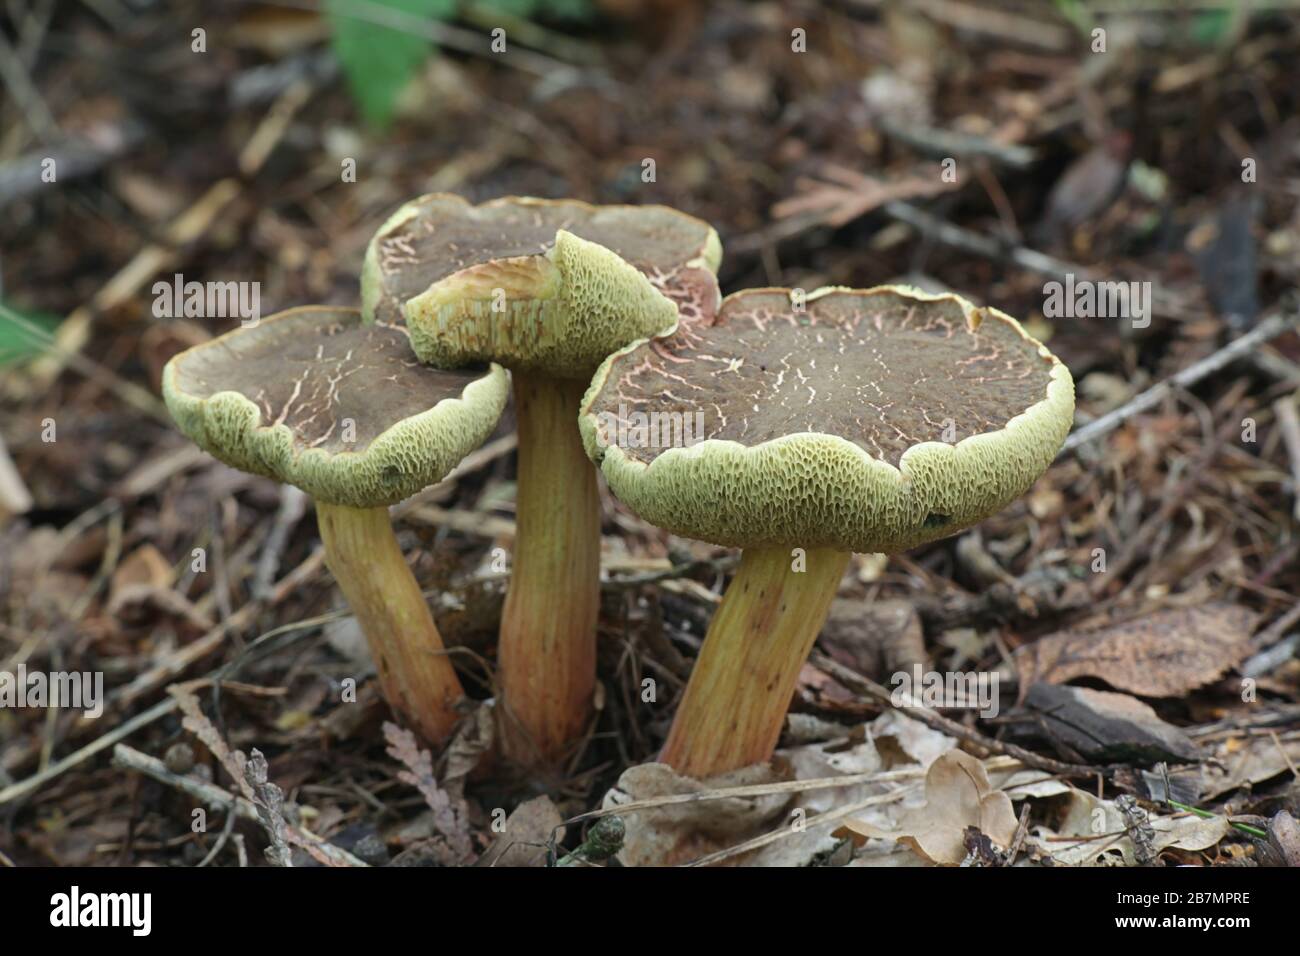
[580,285,1075,778]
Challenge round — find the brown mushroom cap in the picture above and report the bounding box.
[579,285,1074,554]
[361,194,722,377]
[163,307,508,508]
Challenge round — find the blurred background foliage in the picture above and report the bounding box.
[327,0,594,126]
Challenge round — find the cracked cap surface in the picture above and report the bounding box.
[580,285,1075,554]
[162,306,509,507]
[361,193,722,378]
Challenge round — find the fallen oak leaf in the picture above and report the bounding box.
[1014,603,1258,699]
[1200,731,1300,800]
[475,795,562,868]
[1039,789,1229,866]
[600,762,791,867]
[835,749,1018,865]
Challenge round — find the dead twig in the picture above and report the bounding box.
[25,178,244,388]
[252,486,308,600]
[0,24,59,139]
[1061,301,1300,455]
[1272,392,1300,521]
[111,744,367,866]
[810,652,1105,780]
[0,429,34,518]
[687,785,923,867]
[0,122,145,208]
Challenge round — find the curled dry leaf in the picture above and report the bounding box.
[1037,789,1229,866]
[1200,731,1300,800]
[835,749,1018,865]
[597,714,969,867]
[820,598,927,682]
[441,700,494,798]
[475,795,563,868]
[601,762,790,867]
[870,709,957,768]
[987,766,1072,800]
[1014,603,1258,698]
[1260,811,1300,867]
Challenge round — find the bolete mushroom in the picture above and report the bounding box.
[362,193,721,764]
[162,306,509,745]
[579,286,1074,778]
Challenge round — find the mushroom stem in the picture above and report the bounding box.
[497,371,602,765]
[660,546,850,778]
[316,502,465,745]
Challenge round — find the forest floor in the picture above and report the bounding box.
[1,1,1298,867]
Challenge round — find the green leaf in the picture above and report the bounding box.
[0,300,60,367]
[475,0,593,18]
[325,0,457,128]
[1190,10,1233,46]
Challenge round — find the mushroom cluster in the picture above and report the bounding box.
[161,194,1073,787]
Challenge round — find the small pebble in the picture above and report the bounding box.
[164,742,195,775]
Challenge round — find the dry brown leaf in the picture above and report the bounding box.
[820,598,927,681]
[1038,789,1229,866]
[109,543,172,600]
[107,583,213,630]
[441,700,494,799]
[836,749,1018,864]
[475,796,563,867]
[1014,603,1258,698]
[1261,811,1300,867]
[601,762,790,867]
[1200,732,1300,799]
